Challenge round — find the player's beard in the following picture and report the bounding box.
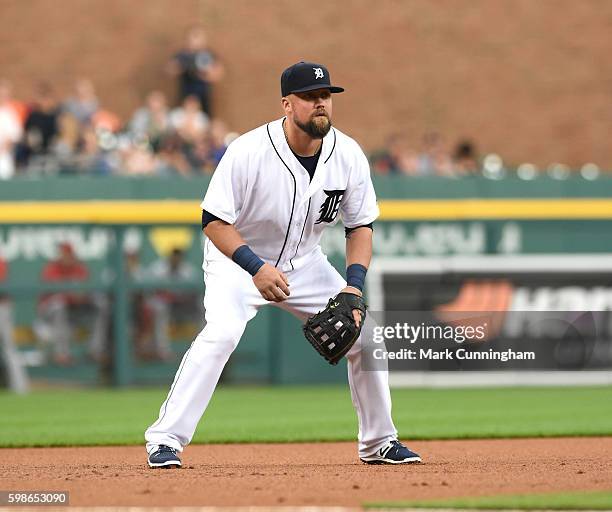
[295,113,332,139]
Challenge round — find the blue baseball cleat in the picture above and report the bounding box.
[147,445,182,469]
[360,440,422,465]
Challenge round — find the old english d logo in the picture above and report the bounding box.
[313,67,325,79]
[316,189,345,224]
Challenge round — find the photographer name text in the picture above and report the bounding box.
[372,347,535,361]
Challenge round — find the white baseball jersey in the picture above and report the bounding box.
[201,118,379,271]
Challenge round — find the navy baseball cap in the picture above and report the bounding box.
[281,61,344,97]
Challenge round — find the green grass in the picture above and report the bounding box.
[366,490,612,510]
[0,385,610,447]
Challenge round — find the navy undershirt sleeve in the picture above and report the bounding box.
[202,210,221,230]
[345,223,373,237]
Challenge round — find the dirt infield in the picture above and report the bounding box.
[2,437,611,507]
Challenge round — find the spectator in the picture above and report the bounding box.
[120,142,158,176]
[52,112,81,168]
[91,109,121,134]
[129,90,171,151]
[72,127,118,175]
[34,242,110,365]
[184,133,212,174]
[166,26,224,116]
[371,133,419,175]
[169,94,209,145]
[453,139,480,175]
[0,81,27,124]
[0,80,23,179]
[63,78,99,126]
[0,258,29,393]
[139,248,201,361]
[207,118,230,166]
[186,119,230,174]
[18,82,60,167]
[417,131,453,176]
[156,132,191,176]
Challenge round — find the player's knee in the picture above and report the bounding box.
[195,322,244,354]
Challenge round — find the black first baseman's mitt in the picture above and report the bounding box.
[303,292,367,365]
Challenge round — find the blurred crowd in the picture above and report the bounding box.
[370,132,480,178]
[0,26,234,180]
[1,25,597,181]
[0,69,482,180]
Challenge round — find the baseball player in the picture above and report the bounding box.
[0,258,29,393]
[145,61,421,467]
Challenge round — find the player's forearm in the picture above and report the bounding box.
[345,227,372,269]
[204,220,268,277]
[203,220,247,259]
[344,227,372,293]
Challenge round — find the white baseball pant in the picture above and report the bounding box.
[145,250,397,457]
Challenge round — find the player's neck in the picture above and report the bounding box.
[283,118,322,157]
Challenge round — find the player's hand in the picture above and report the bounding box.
[340,286,364,327]
[253,263,290,302]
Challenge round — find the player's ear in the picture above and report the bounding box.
[281,96,291,114]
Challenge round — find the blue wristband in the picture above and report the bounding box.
[346,263,367,292]
[232,245,265,276]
